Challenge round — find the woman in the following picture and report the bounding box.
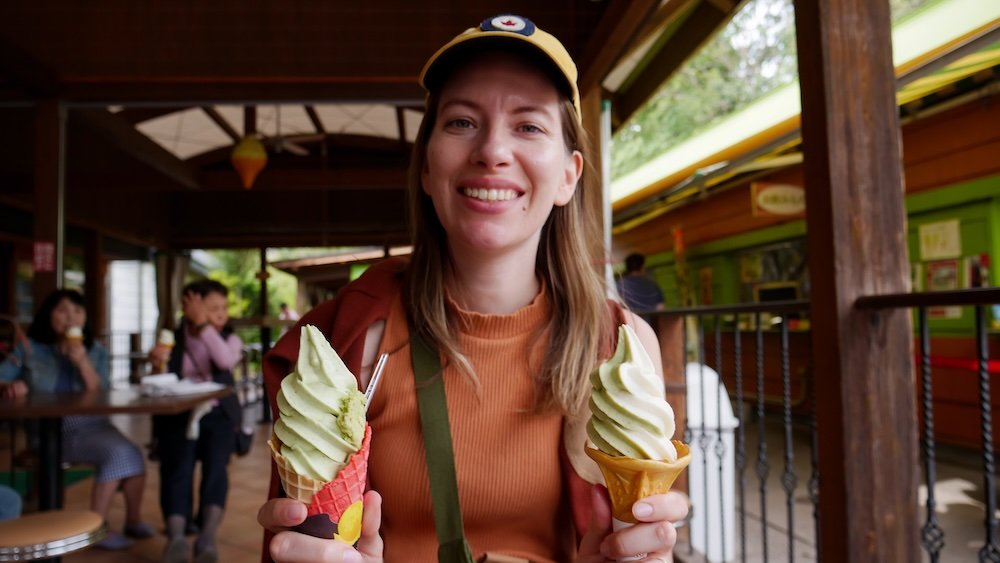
[149,279,243,563]
[0,289,153,550]
[258,15,687,563]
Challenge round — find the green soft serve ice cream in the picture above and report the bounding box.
[587,324,678,462]
[273,324,366,481]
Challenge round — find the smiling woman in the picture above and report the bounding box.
[258,14,688,563]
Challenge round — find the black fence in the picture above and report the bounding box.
[654,287,1000,562]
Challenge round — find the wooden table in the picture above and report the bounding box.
[0,387,232,511]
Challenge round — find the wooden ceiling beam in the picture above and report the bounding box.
[196,167,406,191]
[304,105,326,135]
[164,230,411,250]
[612,0,737,124]
[114,107,186,125]
[74,108,200,189]
[395,106,408,152]
[201,106,240,142]
[577,0,660,95]
[243,105,256,136]
[0,35,60,97]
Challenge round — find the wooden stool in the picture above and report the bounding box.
[0,509,105,561]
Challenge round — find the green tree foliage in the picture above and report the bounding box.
[203,249,298,321]
[611,0,934,179]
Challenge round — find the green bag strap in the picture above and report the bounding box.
[410,330,476,563]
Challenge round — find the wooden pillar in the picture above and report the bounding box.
[658,314,687,493]
[259,247,272,422]
[794,1,918,561]
[581,87,610,279]
[33,100,65,307]
[83,229,106,336]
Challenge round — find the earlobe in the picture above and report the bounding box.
[555,150,583,206]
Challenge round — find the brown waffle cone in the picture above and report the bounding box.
[585,441,691,523]
[268,433,325,505]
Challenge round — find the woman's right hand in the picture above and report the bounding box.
[259,491,384,563]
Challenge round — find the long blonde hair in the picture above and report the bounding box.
[404,70,611,416]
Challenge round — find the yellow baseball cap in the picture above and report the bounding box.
[419,15,582,124]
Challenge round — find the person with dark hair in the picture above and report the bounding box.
[0,289,153,550]
[149,279,243,563]
[257,15,687,563]
[616,253,665,319]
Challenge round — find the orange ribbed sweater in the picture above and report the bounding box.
[366,289,574,563]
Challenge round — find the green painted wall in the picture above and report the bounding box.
[636,173,1000,333]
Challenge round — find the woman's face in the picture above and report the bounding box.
[421,52,583,259]
[204,292,229,331]
[50,298,86,337]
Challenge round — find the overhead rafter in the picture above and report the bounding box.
[612,0,739,126]
[201,106,240,143]
[74,108,200,189]
[304,105,326,135]
[577,0,660,95]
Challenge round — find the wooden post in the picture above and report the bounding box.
[582,87,611,279]
[658,314,688,494]
[259,247,272,422]
[794,0,919,561]
[83,229,106,337]
[33,100,64,307]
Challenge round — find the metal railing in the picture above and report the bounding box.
[653,287,1000,563]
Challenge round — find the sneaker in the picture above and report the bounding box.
[163,537,188,563]
[125,521,156,539]
[95,531,135,550]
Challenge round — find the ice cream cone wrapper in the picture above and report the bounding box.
[585,441,691,524]
[268,424,372,545]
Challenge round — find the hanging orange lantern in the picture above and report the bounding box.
[230,135,267,189]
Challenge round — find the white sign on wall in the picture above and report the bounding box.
[918,219,961,261]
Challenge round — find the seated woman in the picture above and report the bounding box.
[148,279,243,563]
[0,289,154,550]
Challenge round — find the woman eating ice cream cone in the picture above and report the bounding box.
[0,289,154,550]
[257,14,688,563]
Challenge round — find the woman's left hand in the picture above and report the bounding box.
[578,485,689,562]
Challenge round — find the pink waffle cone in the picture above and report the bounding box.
[268,424,372,543]
[307,424,372,518]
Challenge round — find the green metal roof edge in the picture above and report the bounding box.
[611,0,1000,204]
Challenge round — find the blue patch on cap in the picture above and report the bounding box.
[480,15,536,37]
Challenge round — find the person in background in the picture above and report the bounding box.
[277,303,299,322]
[148,279,243,563]
[257,14,687,563]
[0,484,21,521]
[0,289,154,549]
[616,253,665,321]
